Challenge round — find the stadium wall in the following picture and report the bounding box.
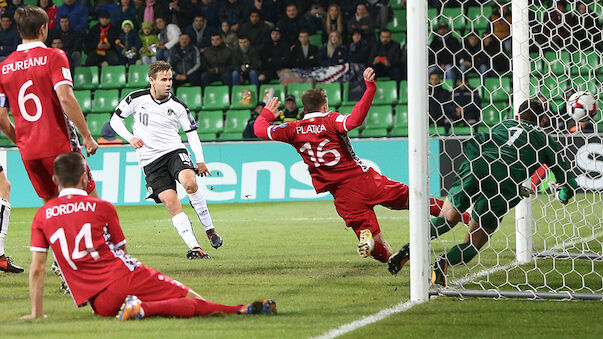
[2,139,441,208]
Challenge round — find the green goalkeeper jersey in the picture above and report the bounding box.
[463,119,578,192]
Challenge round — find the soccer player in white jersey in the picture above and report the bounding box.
[110,61,222,259]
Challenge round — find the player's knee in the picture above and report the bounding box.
[182,180,198,194]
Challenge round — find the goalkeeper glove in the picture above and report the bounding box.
[556,186,574,205]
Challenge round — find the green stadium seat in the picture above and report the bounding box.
[176,87,203,111]
[362,105,393,136]
[484,77,511,102]
[87,113,110,138]
[74,90,92,114]
[571,51,600,76]
[544,51,570,76]
[259,84,285,105]
[98,65,127,89]
[467,6,492,32]
[541,76,568,98]
[429,125,446,136]
[316,83,342,108]
[221,110,250,139]
[203,86,230,110]
[73,66,99,90]
[449,125,474,136]
[123,115,134,131]
[91,89,119,114]
[197,110,224,137]
[346,129,360,137]
[309,34,322,46]
[482,104,501,127]
[398,81,408,104]
[441,7,465,31]
[230,85,258,109]
[374,80,398,105]
[127,65,149,88]
[387,9,406,32]
[287,83,312,106]
[338,104,356,115]
[391,104,408,136]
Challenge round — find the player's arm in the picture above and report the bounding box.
[253,97,281,140]
[544,135,578,204]
[104,202,129,254]
[21,251,48,319]
[55,84,99,157]
[111,96,143,148]
[0,107,16,143]
[340,67,376,131]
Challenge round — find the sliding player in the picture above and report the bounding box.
[390,100,578,285]
[254,67,468,265]
[110,61,222,259]
[23,152,275,320]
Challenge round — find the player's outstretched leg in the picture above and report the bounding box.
[430,198,471,225]
[387,243,409,275]
[0,255,23,273]
[0,197,22,273]
[357,229,375,258]
[431,256,448,287]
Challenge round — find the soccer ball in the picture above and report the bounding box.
[566,91,597,122]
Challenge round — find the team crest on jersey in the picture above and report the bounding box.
[167,108,174,116]
[271,123,288,132]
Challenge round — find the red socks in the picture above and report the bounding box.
[141,298,243,318]
[430,198,471,224]
[371,240,389,263]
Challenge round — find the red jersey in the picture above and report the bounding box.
[254,81,377,193]
[0,41,79,160]
[30,189,140,307]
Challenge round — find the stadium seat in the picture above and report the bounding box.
[176,87,203,111]
[74,90,92,114]
[259,84,285,105]
[346,128,360,137]
[91,89,119,114]
[467,6,492,32]
[429,125,446,136]
[203,86,230,110]
[98,65,127,89]
[449,125,474,136]
[484,77,511,103]
[541,76,568,98]
[287,83,312,107]
[374,80,398,105]
[73,66,99,90]
[571,51,600,75]
[441,7,465,32]
[123,115,134,131]
[362,105,393,136]
[544,51,570,76]
[197,110,224,140]
[391,104,408,136]
[387,9,406,32]
[316,83,342,108]
[87,113,110,138]
[230,85,258,110]
[127,64,149,88]
[309,34,322,46]
[221,110,250,139]
[398,81,408,104]
[482,104,501,127]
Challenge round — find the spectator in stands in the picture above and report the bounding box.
[324,3,344,43]
[201,33,234,86]
[318,31,347,67]
[0,14,19,62]
[456,32,489,80]
[482,32,509,77]
[277,3,309,47]
[290,29,318,69]
[169,33,201,87]
[219,0,250,33]
[38,0,58,30]
[220,20,238,49]
[85,10,120,66]
[252,0,281,26]
[184,15,213,52]
[50,36,62,49]
[365,0,392,30]
[243,102,265,139]
[168,0,195,29]
[49,15,82,68]
[541,0,575,51]
[138,21,158,64]
[346,2,374,43]
[489,4,512,53]
[231,34,260,86]
[112,0,137,30]
[97,122,124,144]
[428,21,461,82]
[305,4,325,36]
[428,71,454,133]
[258,27,290,83]
[451,76,481,130]
[199,0,220,29]
[273,95,301,124]
[347,28,371,65]
[369,29,401,81]
[5,0,23,18]
[116,19,142,65]
[238,9,270,49]
[56,0,88,32]
[140,0,170,26]
[154,15,180,61]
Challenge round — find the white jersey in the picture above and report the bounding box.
[113,89,197,166]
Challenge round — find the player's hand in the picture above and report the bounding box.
[130,137,145,149]
[265,97,281,118]
[83,135,99,157]
[363,67,375,82]
[20,314,47,320]
[197,162,211,177]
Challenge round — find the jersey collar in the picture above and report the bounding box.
[59,188,87,197]
[303,111,329,120]
[17,41,48,51]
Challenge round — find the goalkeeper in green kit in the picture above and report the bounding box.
[387,100,579,285]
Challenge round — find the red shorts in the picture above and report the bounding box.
[22,152,96,200]
[89,265,190,317]
[331,168,409,238]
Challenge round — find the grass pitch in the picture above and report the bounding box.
[1,200,602,338]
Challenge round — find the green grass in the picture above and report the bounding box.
[1,200,602,338]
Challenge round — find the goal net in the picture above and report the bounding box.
[421,0,603,300]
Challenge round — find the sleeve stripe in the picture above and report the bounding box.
[183,127,198,133]
[114,109,125,119]
[266,126,273,140]
[30,246,48,252]
[53,80,73,91]
[342,115,350,132]
[114,240,126,248]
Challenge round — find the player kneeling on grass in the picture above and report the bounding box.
[22,152,275,320]
[388,100,578,285]
[254,67,469,266]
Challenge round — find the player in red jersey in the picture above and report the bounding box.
[22,152,276,320]
[254,68,469,273]
[0,6,98,203]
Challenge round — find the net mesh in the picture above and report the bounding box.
[425,0,603,298]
